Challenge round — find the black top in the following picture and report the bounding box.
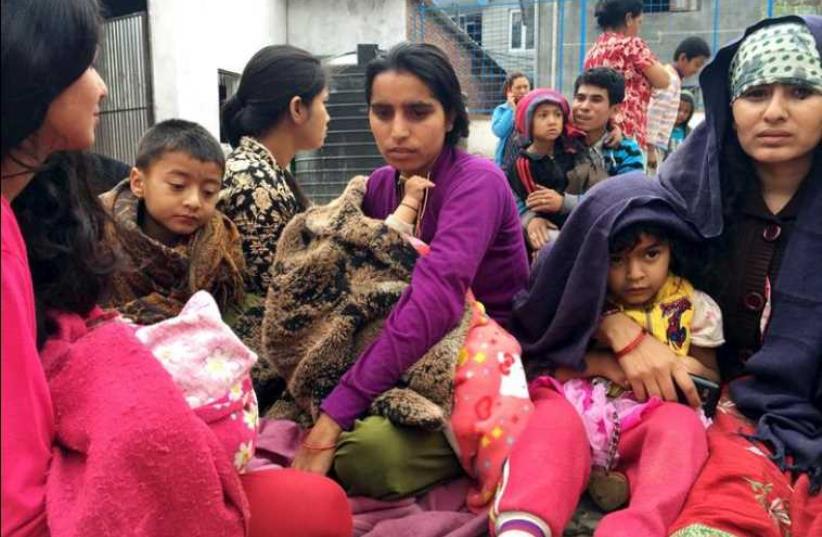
[712,185,803,380]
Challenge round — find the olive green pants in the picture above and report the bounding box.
[333,416,464,500]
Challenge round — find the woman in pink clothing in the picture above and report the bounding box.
[584,0,671,150]
[1,1,351,536]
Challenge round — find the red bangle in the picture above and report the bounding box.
[301,439,337,451]
[614,329,646,360]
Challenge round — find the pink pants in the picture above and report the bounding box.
[492,384,708,537]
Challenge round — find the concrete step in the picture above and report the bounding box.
[329,89,366,105]
[323,129,374,144]
[294,154,385,173]
[328,115,370,131]
[331,72,367,91]
[313,141,382,158]
[327,101,369,118]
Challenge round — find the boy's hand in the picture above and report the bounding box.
[401,175,435,205]
[526,186,564,213]
[646,147,658,172]
[603,125,623,148]
[526,217,556,251]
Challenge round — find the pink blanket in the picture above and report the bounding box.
[41,309,248,537]
[251,419,488,537]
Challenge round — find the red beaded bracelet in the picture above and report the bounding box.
[301,439,337,451]
[614,329,646,360]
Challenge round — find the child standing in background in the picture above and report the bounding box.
[100,119,245,324]
[667,90,696,155]
[646,36,711,170]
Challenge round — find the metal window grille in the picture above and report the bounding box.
[458,13,484,44]
[643,0,672,13]
[92,11,153,165]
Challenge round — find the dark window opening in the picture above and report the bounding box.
[218,70,241,144]
[101,0,147,18]
[457,13,483,45]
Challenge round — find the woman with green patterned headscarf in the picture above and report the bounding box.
[657,14,822,537]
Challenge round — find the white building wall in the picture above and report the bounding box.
[286,0,407,57]
[148,0,287,138]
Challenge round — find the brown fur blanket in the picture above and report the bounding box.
[261,176,472,430]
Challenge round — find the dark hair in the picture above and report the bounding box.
[135,119,225,173]
[87,152,132,195]
[366,42,470,147]
[609,222,698,279]
[502,71,529,98]
[2,0,114,348]
[1,0,102,159]
[674,37,711,62]
[574,67,626,105]
[12,153,118,349]
[221,45,326,149]
[693,127,789,295]
[594,0,643,31]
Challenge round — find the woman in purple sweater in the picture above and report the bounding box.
[292,43,529,498]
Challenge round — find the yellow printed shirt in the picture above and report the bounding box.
[616,275,725,356]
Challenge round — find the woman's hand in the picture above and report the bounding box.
[585,352,629,387]
[506,91,518,109]
[597,313,701,407]
[526,217,556,251]
[526,186,564,214]
[291,413,343,475]
[681,355,720,383]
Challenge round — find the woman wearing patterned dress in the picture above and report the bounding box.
[219,45,330,406]
[220,45,329,296]
[584,0,670,151]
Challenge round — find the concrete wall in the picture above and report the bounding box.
[148,0,287,138]
[287,0,408,57]
[465,115,497,159]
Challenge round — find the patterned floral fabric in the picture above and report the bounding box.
[133,291,259,473]
[584,32,659,149]
[449,298,533,510]
[219,136,304,295]
[669,394,822,537]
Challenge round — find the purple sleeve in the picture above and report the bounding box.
[320,167,508,429]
